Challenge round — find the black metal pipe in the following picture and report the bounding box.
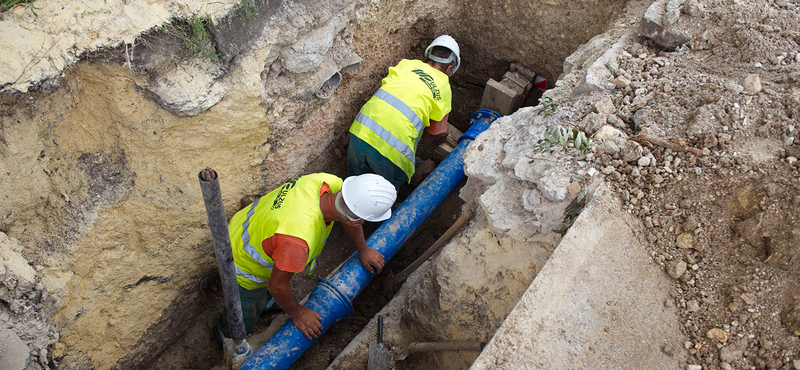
[198,167,246,343]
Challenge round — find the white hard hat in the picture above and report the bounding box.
[341,174,397,222]
[424,35,460,76]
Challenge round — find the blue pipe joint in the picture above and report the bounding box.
[460,109,502,143]
[239,279,353,370]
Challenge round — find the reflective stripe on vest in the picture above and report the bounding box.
[236,265,267,284]
[355,111,415,166]
[373,89,424,147]
[240,197,275,270]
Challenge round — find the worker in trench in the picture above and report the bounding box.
[348,35,460,191]
[214,172,396,341]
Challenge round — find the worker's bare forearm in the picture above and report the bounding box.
[342,222,369,252]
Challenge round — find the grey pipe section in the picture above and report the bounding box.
[198,167,247,343]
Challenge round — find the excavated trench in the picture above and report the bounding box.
[0,0,627,369]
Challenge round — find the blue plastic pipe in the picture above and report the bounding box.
[240,109,502,370]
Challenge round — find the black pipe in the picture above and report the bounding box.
[198,167,246,343]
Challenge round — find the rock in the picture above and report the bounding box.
[720,362,733,370]
[686,365,702,370]
[664,0,685,25]
[683,0,706,16]
[740,74,762,93]
[720,341,747,363]
[787,156,798,165]
[613,75,632,87]
[724,82,744,94]
[676,233,694,249]
[579,112,607,135]
[741,293,756,305]
[607,114,627,129]
[0,330,30,370]
[592,96,616,115]
[666,260,688,279]
[639,11,691,50]
[638,156,652,167]
[707,328,728,343]
[687,299,700,312]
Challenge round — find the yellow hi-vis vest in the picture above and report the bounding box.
[349,59,452,181]
[229,173,343,290]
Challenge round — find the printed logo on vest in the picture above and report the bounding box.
[411,68,441,100]
[271,180,297,210]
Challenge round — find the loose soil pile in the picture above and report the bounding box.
[569,0,800,367]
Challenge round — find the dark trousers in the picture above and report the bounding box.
[347,133,409,190]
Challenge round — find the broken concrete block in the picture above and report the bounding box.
[510,63,537,83]
[481,78,520,115]
[640,0,691,50]
[639,17,691,50]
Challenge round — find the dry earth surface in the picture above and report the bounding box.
[562,0,800,368]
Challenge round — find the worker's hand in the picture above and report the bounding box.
[291,307,323,340]
[358,247,385,274]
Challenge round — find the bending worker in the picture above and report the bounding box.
[348,35,460,190]
[215,172,396,341]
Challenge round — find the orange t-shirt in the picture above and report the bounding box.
[261,183,331,273]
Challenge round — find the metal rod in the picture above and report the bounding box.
[198,167,247,343]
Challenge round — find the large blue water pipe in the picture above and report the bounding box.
[240,109,503,370]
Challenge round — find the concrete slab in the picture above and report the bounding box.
[480,79,519,115]
[470,184,687,369]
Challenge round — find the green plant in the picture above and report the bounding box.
[157,15,219,62]
[1,0,37,16]
[537,97,558,117]
[535,124,590,152]
[237,0,263,20]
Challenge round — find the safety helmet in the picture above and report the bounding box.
[424,35,460,76]
[341,174,397,222]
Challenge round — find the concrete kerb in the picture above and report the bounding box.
[470,182,687,369]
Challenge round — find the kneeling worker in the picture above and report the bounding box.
[215,172,396,341]
[348,35,460,190]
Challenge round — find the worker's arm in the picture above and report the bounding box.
[268,267,322,340]
[422,113,449,146]
[342,220,385,273]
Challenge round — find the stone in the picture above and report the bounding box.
[686,365,702,370]
[0,330,30,370]
[664,0,685,25]
[687,299,700,312]
[741,293,756,305]
[607,114,627,129]
[613,75,632,87]
[592,96,616,115]
[724,82,744,94]
[639,14,691,50]
[638,156,652,167]
[666,260,688,279]
[707,328,728,343]
[720,341,747,363]
[684,0,706,16]
[740,74,762,93]
[676,233,694,249]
